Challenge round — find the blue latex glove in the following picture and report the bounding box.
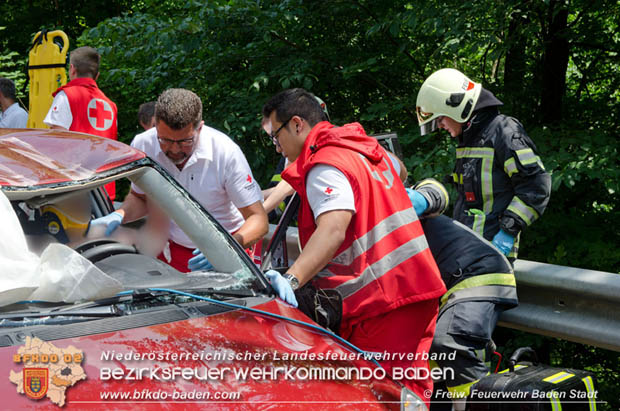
[90,211,123,236]
[492,229,515,256]
[264,269,298,307]
[405,188,429,216]
[188,248,214,271]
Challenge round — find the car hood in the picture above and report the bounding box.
[1,299,401,409]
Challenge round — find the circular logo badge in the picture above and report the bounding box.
[86,98,114,131]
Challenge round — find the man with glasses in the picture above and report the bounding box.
[91,88,267,272]
[261,88,446,405]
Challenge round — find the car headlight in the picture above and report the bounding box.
[401,387,428,411]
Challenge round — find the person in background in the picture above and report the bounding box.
[43,46,118,200]
[415,68,551,261]
[138,101,156,130]
[0,78,28,128]
[90,88,268,272]
[262,88,445,405]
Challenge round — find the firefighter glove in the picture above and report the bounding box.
[188,248,214,271]
[90,211,123,236]
[406,188,429,216]
[492,229,515,256]
[265,269,298,307]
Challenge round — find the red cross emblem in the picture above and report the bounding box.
[87,98,114,131]
[325,187,333,194]
[246,174,252,183]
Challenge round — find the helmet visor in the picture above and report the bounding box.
[419,119,438,136]
[416,106,434,124]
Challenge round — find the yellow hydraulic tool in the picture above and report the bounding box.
[26,30,69,128]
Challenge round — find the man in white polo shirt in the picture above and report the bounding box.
[90,88,267,272]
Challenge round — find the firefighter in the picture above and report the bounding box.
[411,179,518,408]
[415,68,551,260]
[261,88,446,405]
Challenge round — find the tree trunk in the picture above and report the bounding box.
[504,11,530,122]
[540,1,569,124]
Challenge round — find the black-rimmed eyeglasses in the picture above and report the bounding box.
[270,118,291,145]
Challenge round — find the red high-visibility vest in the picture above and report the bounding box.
[53,78,118,200]
[283,122,446,332]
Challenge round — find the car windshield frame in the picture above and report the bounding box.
[2,157,270,303]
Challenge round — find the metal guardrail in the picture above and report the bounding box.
[499,259,620,352]
[264,224,620,352]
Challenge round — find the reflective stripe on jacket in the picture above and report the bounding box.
[282,122,446,331]
[451,108,551,258]
[421,215,518,315]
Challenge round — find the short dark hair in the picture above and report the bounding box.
[155,88,202,130]
[262,88,327,127]
[70,46,100,78]
[137,101,156,125]
[0,78,17,100]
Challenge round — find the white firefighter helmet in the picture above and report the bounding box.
[315,96,330,121]
[416,68,482,135]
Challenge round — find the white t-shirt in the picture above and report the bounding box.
[43,91,72,129]
[131,126,263,248]
[0,102,29,128]
[306,152,401,219]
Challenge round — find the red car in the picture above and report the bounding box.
[0,129,423,410]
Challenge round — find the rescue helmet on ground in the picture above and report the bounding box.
[416,68,482,135]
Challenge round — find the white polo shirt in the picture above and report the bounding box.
[0,102,28,128]
[131,125,262,248]
[43,91,72,129]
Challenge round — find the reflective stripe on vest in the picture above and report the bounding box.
[270,173,282,183]
[439,273,517,312]
[516,148,546,170]
[332,208,417,266]
[582,376,597,411]
[467,208,486,237]
[504,157,518,177]
[507,196,539,226]
[456,147,494,215]
[336,233,430,299]
[543,371,575,384]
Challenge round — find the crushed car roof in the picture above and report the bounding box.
[0,128,145,187]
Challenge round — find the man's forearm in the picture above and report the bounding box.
[234,201,269,248]
[263,180,294,213]
[286,210,352,286]
[116,190,148,223]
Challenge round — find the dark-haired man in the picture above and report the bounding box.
[138,101,156,130]
[44,46,118,199]
[91,88,268,272]
[261,88,446,405]
[0,78,28,128]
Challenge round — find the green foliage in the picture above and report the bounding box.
[2,1,618,404]
[0,27,27,99]
[522,126,620,272]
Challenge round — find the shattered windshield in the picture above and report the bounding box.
[1,161,267,317]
